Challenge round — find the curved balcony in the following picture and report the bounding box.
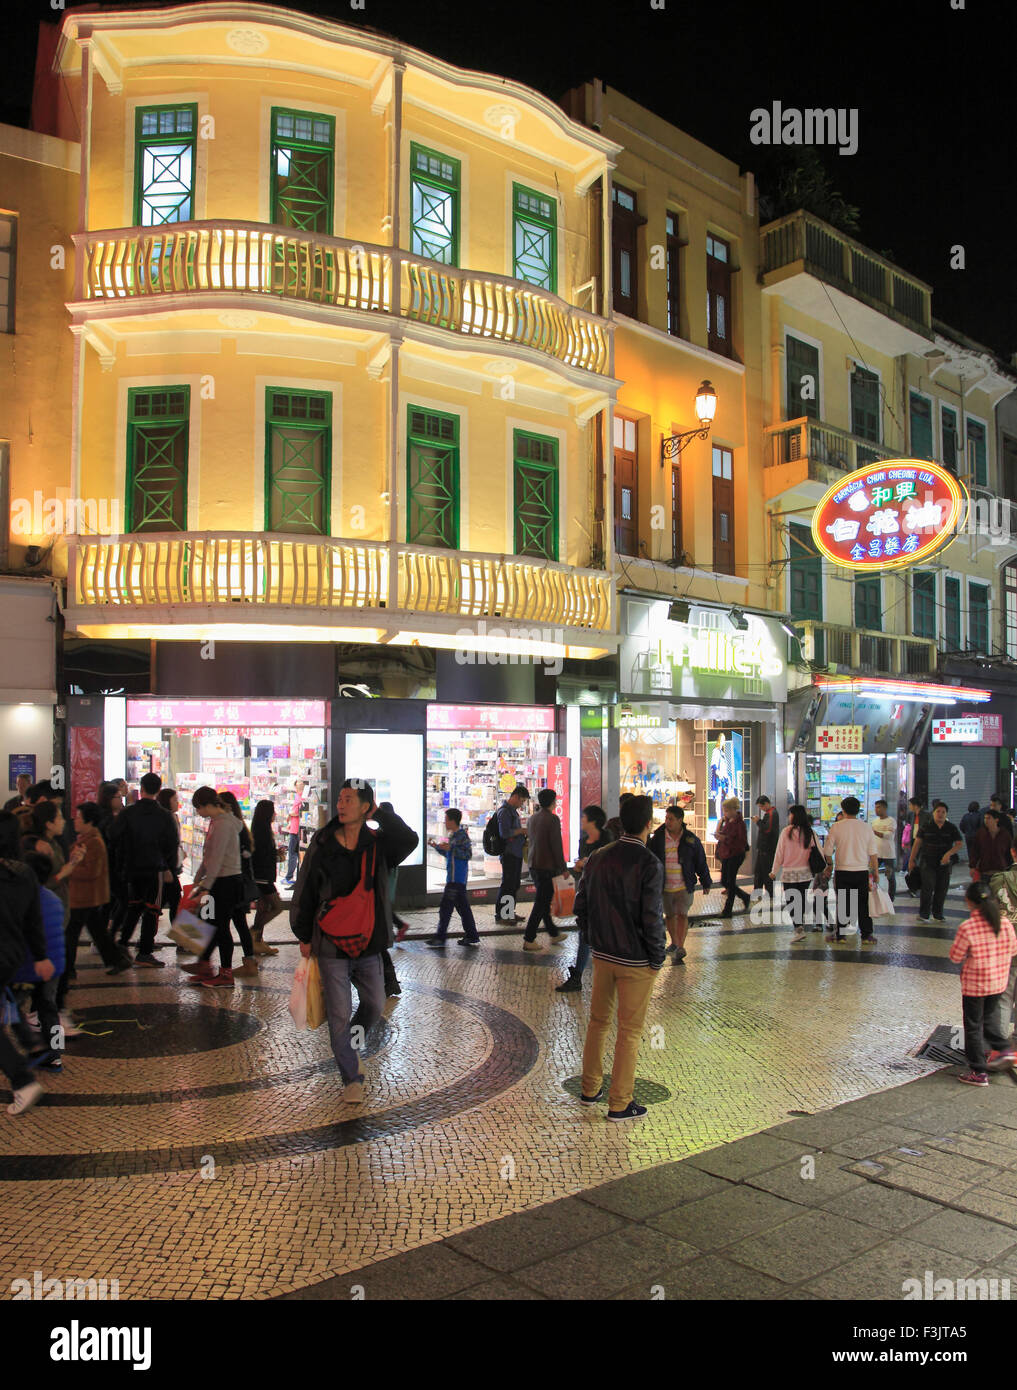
[73,222,611,376]
[63,533,615,651]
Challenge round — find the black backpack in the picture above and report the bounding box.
[483,809,506,856]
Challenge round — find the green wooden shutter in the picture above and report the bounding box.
[941,407,959,474]
[126,388,190,532]
[270,109,335,234]
[264,390,331,535]
[944,576,961,649]
[786,336,819,420]
[912,571,937,639]
[966,420,988,487]
[850,366,880,442]
[789,522,823,663]
[969,582,990,653]
[909,392,933,461]
[854,577,881,631]
[512,185,556,292]
[513,430,558,559]
[410,144,460,266]
[134,105,198,227]
[406,407,459,548]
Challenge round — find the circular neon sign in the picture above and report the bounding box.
[811,458,966,570]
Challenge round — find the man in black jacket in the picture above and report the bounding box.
[577,794,665,1122]
[290,779,418,1106]
[0,812,55,1115]
[649,805,712,963]
[110,772,178,967]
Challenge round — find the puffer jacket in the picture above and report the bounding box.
[649,824,712,894]
[574,834,666,969]
[13,885,65,981]
[0,858,46,980]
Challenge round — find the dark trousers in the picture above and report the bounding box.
[833,870,873,939]
[720,853,749,913]
[61,903,122,1008]
[437,881,479,941]
[0,971,36,1090]
[919,862,952,919]
[962,991,1010,1072]
[879,857,897,901]
[163,872,182,926]
[229,894,255,958]
[497,854,523,922]
[198,875,245,971]
[252,884,284,935]
[13,978,61,1057]
[754,848,776,895]
[524,868,557,942]
[782,881,812,928]
[118,872,163,955]
[286,833,300,881]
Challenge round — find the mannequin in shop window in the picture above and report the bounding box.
[709,734,732,825]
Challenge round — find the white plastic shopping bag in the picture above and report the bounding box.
[869,884,895,919]
[167,884,216,954]
[289,956,310,1031]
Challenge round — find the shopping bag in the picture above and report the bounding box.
[551,873,576,917]
[305,955,326,1030]
[167,884,215,954]
[869,884,895,919]
[289,956,310,1031]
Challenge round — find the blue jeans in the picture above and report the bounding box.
[318,953,385,1083]
[574,935,591,977]
[286,833,300,882]
[437,881,479,941]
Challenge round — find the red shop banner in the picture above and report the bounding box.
[70,726,103,813]
[547,755,570,863]
[811,459,966,571]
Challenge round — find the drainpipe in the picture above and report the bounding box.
[387,62,404,618]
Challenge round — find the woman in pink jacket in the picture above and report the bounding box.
[771,805,825,942]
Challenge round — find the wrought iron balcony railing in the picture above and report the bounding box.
[761,211,932,337]
[66,533,614,633]
[74,222,611,376]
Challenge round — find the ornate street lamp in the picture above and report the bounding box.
[660,381,717,466]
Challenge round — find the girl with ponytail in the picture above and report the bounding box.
[949,881,1017,1085]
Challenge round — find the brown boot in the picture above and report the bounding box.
[233,957,260,978]
[252,940,278,956]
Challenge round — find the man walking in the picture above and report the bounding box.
[577,794,665,1122]
[649,804,711,963]
[290,780,417,1106]
[427,808,480,947]
[871,798,898,902]
[909,800,964,923]
[523,788,567,952]
[495,785,529,925]
[823,796,879,945]
[751,796,780,900]
[110,771,178,967]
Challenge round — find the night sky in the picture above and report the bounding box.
[4,0,1012,357]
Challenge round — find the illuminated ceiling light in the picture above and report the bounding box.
[727,606,749,631]
[858,690,950,705]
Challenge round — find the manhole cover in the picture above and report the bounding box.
[561,1075,671,1105]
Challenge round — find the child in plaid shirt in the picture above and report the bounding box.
[949,881,1017,1085]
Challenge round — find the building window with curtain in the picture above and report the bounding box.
[941,405,959,474]
[706,233,732,356]
[912,570,936,639]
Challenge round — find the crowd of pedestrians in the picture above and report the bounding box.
[3,762,1017,1122]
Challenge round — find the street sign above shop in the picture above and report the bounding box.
[126,698,326,727]
[932,717,982,743]
[811,459,966,571]
[426,704,556,732]
[815,724,864,752]
[621,599,788,704]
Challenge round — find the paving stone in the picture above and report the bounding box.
[722,1209,887,1284]
[966,1266,1017,1298]
[280,1242,486,1300]
[444,1197,623,1271]
[820,1184,944,1232]
[828,1125,934,1159]
[745,1151,868,1206]
[512,1226,701,1299]
[447,1276,547,1300]
[645,1185,807,1248]
[575,1161,729,1218]
[616,1253,787,1301]
[802,1239,981,1301]
[684,1133,807,1181]
[766,1111,887,1149]
[905,1209,1017,1262]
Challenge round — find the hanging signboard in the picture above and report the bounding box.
[815,724,864,752]
[812,459,966,570]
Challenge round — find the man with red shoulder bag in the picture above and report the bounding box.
[290,779,418,1106]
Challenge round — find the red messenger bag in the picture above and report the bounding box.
[315,836,377,958]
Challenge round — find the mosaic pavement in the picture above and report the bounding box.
[0,879,976,1299]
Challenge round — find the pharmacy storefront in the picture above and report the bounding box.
[619,597,789,850]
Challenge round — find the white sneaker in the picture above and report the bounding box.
[59,1012,83,1039]
[523,940,543,952]
[7,1081,43,1116]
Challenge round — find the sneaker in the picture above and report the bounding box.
[7,1081,43,1116]
[199,969,235,988]
[28,1049,62,1072]
[986,1050,1017,1071]
[790,930,807,943]
[958,1071,989,1087]
[556,968,582,993]
[134,952,166,969]
[180,959,213,975]
[385,983,401,998]
[394,921,410,943]
[664,944,676,954]
[861,937,877,946]
[252,941,279,956]
[342,1077,365,1105]
[426,936,448,949]
[580,1086,604,1104]
[917,916,931,923]
[458,937,481,947]
[184,963,216,985]
[607,1101,648,1122]
[58,1012,83,1039]
[232,958,260,978]
[672,947,687,962]
[522,940,543,952]
[933,917,947,924]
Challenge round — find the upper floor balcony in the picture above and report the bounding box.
[62,532,616,658]
[796,620,937,677]
[72,221,611,378]
[764,416,896,503]
[761,211,933,353]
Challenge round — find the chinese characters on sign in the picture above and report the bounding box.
[815,725,864,752]
[547,755,570,863]
[812,460,966,570]
[932,714,1001,745]
[426,705,556,733]
[126,699,326,727]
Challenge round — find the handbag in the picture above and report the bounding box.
[316,838,376,958]
[902,822,912,848]
[168,883,216,954]
[808,834,827,877]
[551,873,576,917]
[904,867,922,894]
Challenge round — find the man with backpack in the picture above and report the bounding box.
[290,779,418,1106]
[490,785,529,925]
